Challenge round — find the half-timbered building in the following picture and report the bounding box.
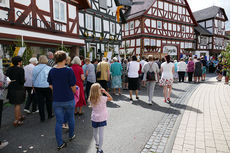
[0,0,90,56]
[78,0,122,59]
[119,0,197,59]
[193,6,228,58]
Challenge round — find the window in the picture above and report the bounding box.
[125,23,129,31]
[95,17,101,32]
[144,39,150,46]
[99,0,107,9]
[0,0,9,8]
[107,0,112,8]
[110,22,115,35]
[157,21,162,29]
[53,0,66,23]
[181,25,185,32]
[86,14,93,30]
[200,36,207,45]
[130,21,134,30]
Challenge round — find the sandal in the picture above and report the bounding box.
[167,98,172,103]
[19,115,25,121]
[78,112,84,116]
[13,120,23,127]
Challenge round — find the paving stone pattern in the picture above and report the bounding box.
[171,78,230,153]
[141,83,198,153]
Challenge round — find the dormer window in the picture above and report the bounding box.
[99,0,107,9]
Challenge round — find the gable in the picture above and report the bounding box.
[216,8,228,21]
[145,0,197,25]
[193,6,228,22]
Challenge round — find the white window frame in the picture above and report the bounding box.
[53,0,67,23]
[95,17,101,32]
[110,22,115,35]
[86,14,93,30]
[0,0,9,8]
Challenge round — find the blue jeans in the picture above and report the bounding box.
[53,100,75,146]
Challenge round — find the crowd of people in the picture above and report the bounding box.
[0,50,229,152]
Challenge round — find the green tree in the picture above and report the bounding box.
[221,44,230,77]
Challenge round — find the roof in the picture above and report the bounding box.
[123,0,197,26]
[126,0,155,20]
[73,0,91,10]
[194,25,212,36]
[116,0,133,6]
[193,6,228,22]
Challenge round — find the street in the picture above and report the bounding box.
[0,79,196,153]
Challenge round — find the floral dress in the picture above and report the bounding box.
[159,62,174,86]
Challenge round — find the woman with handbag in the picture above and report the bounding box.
[6,56,25,126]
[32,55,52,122]
[71,56,86,115]
[142,55,160,105]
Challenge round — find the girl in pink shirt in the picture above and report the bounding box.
[88,83,112,153]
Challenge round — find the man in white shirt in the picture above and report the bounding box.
[24,57,38,113]
[142,55,160,104]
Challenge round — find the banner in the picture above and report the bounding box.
[13,47,26,57]
[104,52,108,58]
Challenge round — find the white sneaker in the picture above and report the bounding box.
[32,110,39,114]
[24,109,31,114]
[148,101,152,105]
[0,141,8,149]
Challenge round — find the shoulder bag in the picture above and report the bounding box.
[96,63,102,78]
[147,63,156,81]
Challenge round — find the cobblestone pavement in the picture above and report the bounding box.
[0,80,196,153]
[170,77,230,153]
[141,81,198,153]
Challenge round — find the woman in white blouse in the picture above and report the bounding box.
[127,56,140,101]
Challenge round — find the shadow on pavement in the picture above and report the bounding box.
[107,101,121,108]
[131,100,181,115]
[169,103,203,114]
[0,104,94,153]
[172,87,186,92]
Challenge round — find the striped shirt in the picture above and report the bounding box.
[47,59,55,67]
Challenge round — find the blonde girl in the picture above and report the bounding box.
[88,83,112,153]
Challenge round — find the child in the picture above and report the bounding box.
[88,83,112,153]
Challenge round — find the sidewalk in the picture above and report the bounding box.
[171,78,230,153]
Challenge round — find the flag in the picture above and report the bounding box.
[116,6,124,22]
[13,47,26,57]
[104,52,108,58]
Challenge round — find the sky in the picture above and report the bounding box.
[187,0,230,30]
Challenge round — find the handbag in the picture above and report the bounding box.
[74,86,80,106]
[96,63,102,78]
[147,63,156,81]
